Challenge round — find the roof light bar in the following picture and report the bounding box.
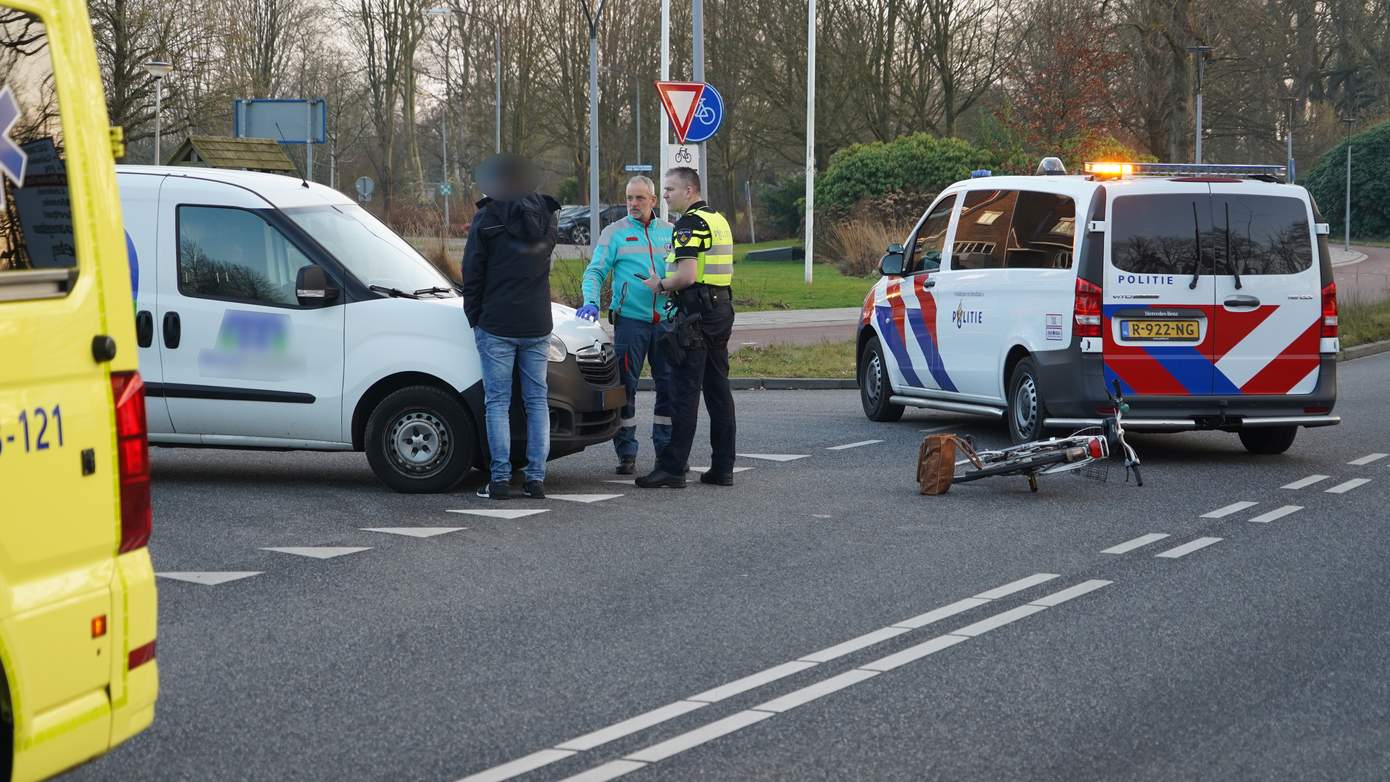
[1082,161,1288,181]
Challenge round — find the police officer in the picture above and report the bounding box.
[635,166,736,489]
[576,175,675,475]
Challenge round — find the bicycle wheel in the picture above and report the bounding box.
[954,449,1071,483]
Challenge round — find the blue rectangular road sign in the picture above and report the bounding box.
[234,98,327,144]
[623,164,653,172]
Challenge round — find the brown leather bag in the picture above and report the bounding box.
[917,434,979,495]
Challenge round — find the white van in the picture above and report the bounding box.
[117,166,624,492]
[857,160,1340,454]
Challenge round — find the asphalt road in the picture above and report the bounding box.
[69,354,1390,781]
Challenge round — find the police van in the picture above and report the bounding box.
[857,160,1340,454]
[117,166,625,493]
[1,0,158,777]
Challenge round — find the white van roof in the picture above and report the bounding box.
[947,173,1310,204]
[115,165,355,209]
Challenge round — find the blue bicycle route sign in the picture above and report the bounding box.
[682,84,724,144]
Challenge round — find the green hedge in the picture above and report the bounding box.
[814,133,993,216]
[1303,119,1390,239]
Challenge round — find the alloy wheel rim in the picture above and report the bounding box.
[389,410,450,476]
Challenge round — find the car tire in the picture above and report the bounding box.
[572,224,590,245]
[1238,426,1298,455]
[365,385,478,493]
[859,336,904,422]
[1007,357,1048,444]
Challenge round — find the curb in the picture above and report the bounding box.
[1339,338,1390,362]
[1332,251,1367,268]
[637,377,856,391]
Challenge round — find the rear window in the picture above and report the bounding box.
[1219,195,1312,275]
[1110,194,1209,275]
[0,11,79,296]
[1111,193,1312,276]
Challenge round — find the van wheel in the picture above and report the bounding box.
[1007,357,1048,444]
[366,386,478,493]
[1239,426,1298,455]
[860,336,904,422]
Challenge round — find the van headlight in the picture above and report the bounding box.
[547,335,568,362]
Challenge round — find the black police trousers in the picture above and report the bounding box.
[657,288,736,476]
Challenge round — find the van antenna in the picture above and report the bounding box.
[273,122,310,188]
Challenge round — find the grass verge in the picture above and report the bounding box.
[729,340,856,378]
[1341,297,1390,348]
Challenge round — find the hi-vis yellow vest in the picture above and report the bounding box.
[667,204,734,287]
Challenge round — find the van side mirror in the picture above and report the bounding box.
[880,245,906,276]
[295,265,339,306]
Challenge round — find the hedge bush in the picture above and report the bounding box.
[1303,119,1390,240]
[758,174,806,239]
[814,133,994,218]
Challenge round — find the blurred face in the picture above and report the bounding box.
[626,181,656,220]
[662,174,694,213]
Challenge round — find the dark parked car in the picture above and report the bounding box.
[557,204,627,245]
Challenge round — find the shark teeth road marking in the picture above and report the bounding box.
[1102,533,1171,554]
[1201,501,1259,519]
[445,508,549,519]
[1155,537,1223,559]
[736,453,809,462]
[1282,474,1330,490]
[362,527,466,538]
[826,439,884,450]
[1325,478,1371,494]
[689,466,753,473]
[261,546,370,559]
[1246,505,1303,523]
[1348,453,1387,466]
[156,571,262,585]
[548,494,624,504]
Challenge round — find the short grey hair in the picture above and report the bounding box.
[664,166,701,192]
[626,175,656,194]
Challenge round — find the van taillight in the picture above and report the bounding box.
[1321,281,1338,338]
[1074,278,1103,338]
[111,371,151,553]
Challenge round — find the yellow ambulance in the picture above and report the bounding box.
[0,0,159,777]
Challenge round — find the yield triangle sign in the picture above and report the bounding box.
[656,81,706,144]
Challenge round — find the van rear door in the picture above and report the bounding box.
[1103,184,1218,395]
[1208,183,1322,395]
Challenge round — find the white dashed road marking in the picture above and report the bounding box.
[736,453,810,462]
[362,527,466,538]
[1201,501,1259,519]
[826,439,883,451]
[446,508,549,519]
[261,547,370,559]
[624,709,775,763]
[1246,505,1303,523]
[548,494,624,504]
[458,749,576,782]
[604,480,636,486]
[1282,474,1330,490]
[1348,453,1388,466]
[1101,533,1171,554]
[1325,478,1371,494]
[689,466,754,474]
[156,571,262,585]
[687,661,817,703]
[973,572,1060,599]
[1155,537,1223,559]
[555,701,708,752]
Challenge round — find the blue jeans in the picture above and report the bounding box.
[612,316,672,461]
[474,328,550,483]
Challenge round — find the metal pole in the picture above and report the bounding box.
[659,0,670,221]
[305,101,313,181]
[1344,121,1353,253]
[588,11,601,247]
[635,83,641,166]
[804,0,816,285]
[692,0,706,188]
[1193,58,1203,164]
[746,179,756,245]
[153,78,162,164]
[494,28,502,154]
[442,24,450,239]
[1284,98,1296,183]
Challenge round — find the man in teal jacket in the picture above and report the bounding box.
[577,175,675,474]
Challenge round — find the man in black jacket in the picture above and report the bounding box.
[462,155,561,500]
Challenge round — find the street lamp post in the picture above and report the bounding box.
[1342,117,1355,253]
[1282,96,1297,183]
[426,8,453,237]
[141,60,174,165]
[804,0,817,285]
[1187,46,1212,164]
[580,1,608,251]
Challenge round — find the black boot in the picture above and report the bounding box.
[635,469,686,489]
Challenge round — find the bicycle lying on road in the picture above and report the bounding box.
[953,381,1144,492]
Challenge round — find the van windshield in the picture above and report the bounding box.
[283,203,455,294]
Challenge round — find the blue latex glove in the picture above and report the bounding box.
[576,304,600,322]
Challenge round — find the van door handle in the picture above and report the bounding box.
[162,312,181,349]
[1223,295,1261,308]
[921,278,936,288]
[136,310,154,347]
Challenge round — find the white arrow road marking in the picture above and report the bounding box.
[362,527,466,538]
[1348,453,1388,466]
[1325,478,1371,494]
[445,508,549,519]
[1102,533,1171,554]
[1201,501,1259,519]
[1247,506,1303,523]
[1282,474,1330,490]
[1155,537,1223,559]
[548,494,624,504]
[261,547,370,559]
[156,571,262,585]
[736,453,810,462]
[826,439,884,451]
